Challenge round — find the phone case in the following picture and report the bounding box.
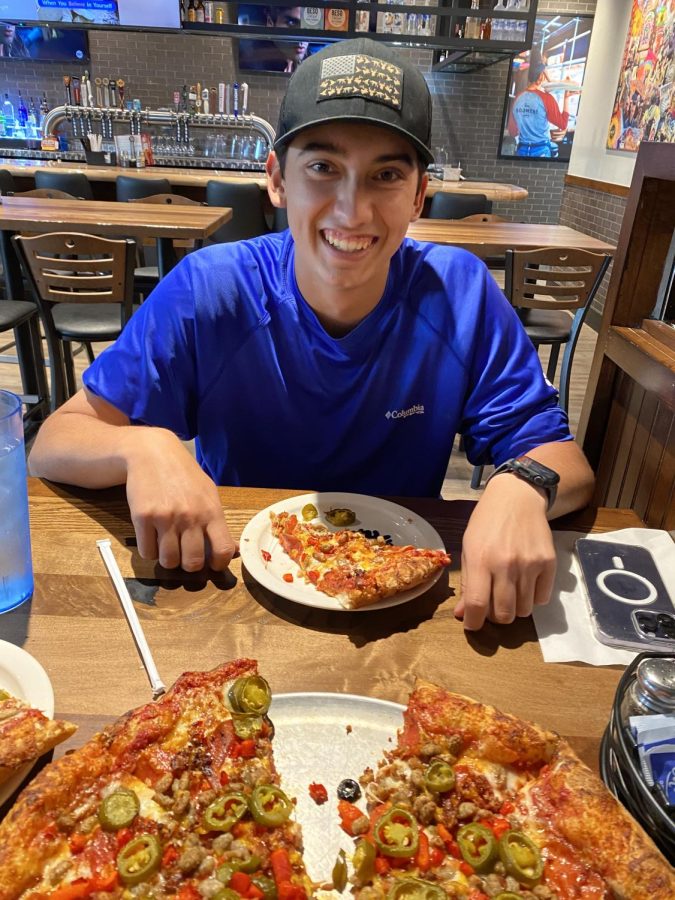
[575,539,675,651]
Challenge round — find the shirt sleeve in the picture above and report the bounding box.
[459,265,572,466]
[540,89,570,130]
[82,255,200,440]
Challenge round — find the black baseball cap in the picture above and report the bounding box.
[274,38,434,165]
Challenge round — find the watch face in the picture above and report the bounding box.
[516,456,560,486]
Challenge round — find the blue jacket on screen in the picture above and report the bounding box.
[83,231,571,497]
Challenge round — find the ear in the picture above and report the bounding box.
[410,172,429,223]
[266,151,287,209]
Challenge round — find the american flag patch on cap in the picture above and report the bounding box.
[318,54,403,109]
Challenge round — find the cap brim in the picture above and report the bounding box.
[273,115,435,166]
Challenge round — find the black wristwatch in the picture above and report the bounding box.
[486,455,560,511]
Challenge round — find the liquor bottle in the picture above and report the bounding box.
[187,0,197,23]
[480,16,492,39]
[0,109,5,138]
[40,93,50,117]
[180,0,187,21]
[17,91,28,127]
[465,0,481,40]
[3,94,15,135]
[27,97,38,136]
[215,5,224,24]
[355,0,369,32]
[204,1,213,23]
[195,0,206,23]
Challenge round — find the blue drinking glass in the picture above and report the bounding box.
[0,390,33,613]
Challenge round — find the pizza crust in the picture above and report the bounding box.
[0,697,77,787]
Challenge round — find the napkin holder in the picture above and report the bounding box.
[84,149,117,166]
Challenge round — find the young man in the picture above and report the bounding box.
[29,38,594,630]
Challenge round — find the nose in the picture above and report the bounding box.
[333,175,372,228]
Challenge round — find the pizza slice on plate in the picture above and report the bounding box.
[0,689,76,788]
[337,679,675,900]
[0,659,312,900]
[271,512,450,609]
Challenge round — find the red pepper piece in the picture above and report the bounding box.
[231,872,252,894]
[261,550,272,562]
[415,830,430,872]
[283,573,294,583]
[338,799,366,836]
[308,782,328,805]
[271,848,293,886]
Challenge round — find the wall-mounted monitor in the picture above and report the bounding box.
[1,1,181,29]
[0,21,89,59]
[237,4,329,75]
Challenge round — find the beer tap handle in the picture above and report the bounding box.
[72,77,81,106]
[95,77,102,108]
[218,82,225,115]
[233,82,239,118]
[225,83,231,117]
[117,79,125,109]
[241,82,249,117]
[202,87,209,116]
[102,77,110,108]
[64,75,72,106]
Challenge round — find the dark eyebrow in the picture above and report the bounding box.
[297,141,416,168]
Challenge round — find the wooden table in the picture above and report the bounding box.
[0,197,231,412]
[0,159,528,202]
[407,219,616,258]
[1,480,643,783]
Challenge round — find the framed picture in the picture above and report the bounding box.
[498,14,594,161]
[606,0,675,153]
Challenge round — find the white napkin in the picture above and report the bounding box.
[532,528,675,666]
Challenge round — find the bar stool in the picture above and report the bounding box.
[205,181,269,242]
[34,171,94,200]
[0,169,16,196]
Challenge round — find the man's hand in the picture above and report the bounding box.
[455,476,555,630]
[124,430,238,572]
[455,441,595,630]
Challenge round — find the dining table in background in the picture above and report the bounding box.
[1,479,644,788]
[406,219,617,259]
[0,196,232,415]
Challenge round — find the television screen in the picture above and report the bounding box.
[0,21,89,59]
[1,1,181,28]
[237,4,329,75]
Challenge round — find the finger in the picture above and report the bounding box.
[133,517,158,562]
[489,572,517,625]
[179,526,207,573]
[458,549,492,631]
[515,572,537,619]
[157,527,181,570]
[533,557,557,606]
[206,519,238,571]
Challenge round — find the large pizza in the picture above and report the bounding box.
[0,662,673,899]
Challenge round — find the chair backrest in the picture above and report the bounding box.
[9,188,79,200]
[272,207,289,232]
[505,247,609,312]
[0,169,16,196]
[461,213,507,223]
[34,171,94,200]
[205,180,269,242]
[116,175,173,202]
[428,192,492,219]
[12,232,136,313]
[129,193,203,206]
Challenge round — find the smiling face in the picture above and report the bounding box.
[267,122,427,328]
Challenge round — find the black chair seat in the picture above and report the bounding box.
[520,308,573,343]
[0,300,37,329]
[52,303,139,340]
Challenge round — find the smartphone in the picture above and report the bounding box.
[575,539,675,652]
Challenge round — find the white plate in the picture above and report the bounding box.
[0,640,55,808]
[270,692,403,888]
[240,492,447,612]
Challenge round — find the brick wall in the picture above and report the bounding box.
[1,0,596,224]
[559,182,627,315]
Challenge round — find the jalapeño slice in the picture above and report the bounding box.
[228,676,272,715]
[203,791,249,832]
[332,849,348,892]
[249,785,293,826]
[98,787,140,831]
[352,839,376,882]
[373,807,419,859]
[213,891,241,900]
[424,760,455,794]
[387,878,446,900]
[251,875,278,900]
[117,833,161,885]
[456,822,498,874]
[498,831,543,887]
[232,713,264,739]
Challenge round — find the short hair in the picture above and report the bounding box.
[528,48,547,84]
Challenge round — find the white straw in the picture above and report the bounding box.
[96,539,166,699]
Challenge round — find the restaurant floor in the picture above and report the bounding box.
[0,322,598,501]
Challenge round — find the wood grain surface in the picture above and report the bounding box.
[0,196,232,240]
[0,159,528,201]
[406,220,616,257]
[0,479,644,783]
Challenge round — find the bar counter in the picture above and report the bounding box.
[0,158,529,202]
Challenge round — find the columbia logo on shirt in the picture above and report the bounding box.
[385,404,425,420]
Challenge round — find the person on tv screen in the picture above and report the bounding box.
[508,48,578,158]
[30,38,596,632]
[0,23,27,58]
[239,5,309,73]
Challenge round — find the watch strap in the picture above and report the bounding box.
[485,456,559,511]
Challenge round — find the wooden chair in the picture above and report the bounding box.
[8,188,80,200]
[12,232,137,410]
[469,246,610,489]
[129,194,205,283]
[461,213,507,223]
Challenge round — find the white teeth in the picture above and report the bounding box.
[322,231,374,252]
